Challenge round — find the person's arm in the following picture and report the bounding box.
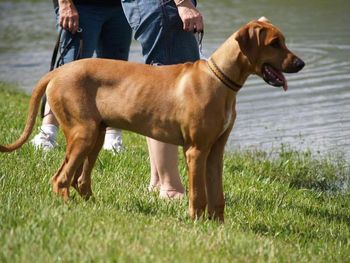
[174,0,203,32]
[58,0,79,34]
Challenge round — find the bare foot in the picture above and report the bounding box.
[148,172,161,192]
[159,188,185,199]
[148,182,160,192]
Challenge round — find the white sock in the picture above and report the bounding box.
[105,129,121,141]
[41,124,58,139]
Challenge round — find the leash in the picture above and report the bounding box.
[40,28,84,118]
[195,30,206,59]
[207,58,242,92]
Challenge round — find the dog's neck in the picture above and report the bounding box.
[209,33,252,90]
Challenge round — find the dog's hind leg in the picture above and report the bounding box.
[71,164,84,194]
[51,123,100,201]
[205,126,233,223]
[74,127,105,199]
[185,146,209,220]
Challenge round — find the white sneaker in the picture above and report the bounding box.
[31,129,57,151]
[103,134,123,153]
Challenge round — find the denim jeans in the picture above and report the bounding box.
[55,4,132,64]
[121,0,200,65]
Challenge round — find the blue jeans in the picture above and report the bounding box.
[55,4,132,64]
[121,0,200,65]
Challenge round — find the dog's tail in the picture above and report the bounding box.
[0,71,54,152]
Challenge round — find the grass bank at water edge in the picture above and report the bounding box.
[0,82,349,262]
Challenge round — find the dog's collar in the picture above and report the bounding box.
[207,58,242,92]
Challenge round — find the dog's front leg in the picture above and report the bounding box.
[205,126,233,223]
[185,146,209,220]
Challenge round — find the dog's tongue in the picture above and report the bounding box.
[271,65,288,91]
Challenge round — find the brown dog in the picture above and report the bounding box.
[0,17,304,221]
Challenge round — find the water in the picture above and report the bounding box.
[0,0,349,158]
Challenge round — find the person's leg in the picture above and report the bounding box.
[96,5,132,153]
[122,0,199,198]
[147,0,199,197]
[147,137,161,191]
[32,5,102,150]
[147,138,184,198]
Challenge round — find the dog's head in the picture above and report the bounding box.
[235,17,305,91]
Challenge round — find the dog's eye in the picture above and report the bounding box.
[270,39,281,48]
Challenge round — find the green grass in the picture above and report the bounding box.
[0,82,349,262]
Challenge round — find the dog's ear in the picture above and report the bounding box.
[235,23,265,65]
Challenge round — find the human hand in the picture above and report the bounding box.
[58,0,79,34]
[176,0,203,32]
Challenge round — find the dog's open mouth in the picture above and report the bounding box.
[262,64,288,91]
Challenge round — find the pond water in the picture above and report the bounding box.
[0,0,349,158]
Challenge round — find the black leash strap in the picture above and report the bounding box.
[49,28,63,71]
[40,28,83,118]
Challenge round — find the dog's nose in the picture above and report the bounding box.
[293,57,305,71]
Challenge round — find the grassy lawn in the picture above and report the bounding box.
[0,82,349,262]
